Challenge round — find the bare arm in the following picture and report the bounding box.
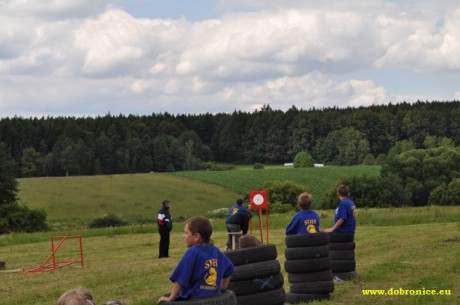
[157,282,182,304]
[221,276,231,290]
[323,218,344,233]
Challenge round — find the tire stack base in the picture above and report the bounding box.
[284,232,333,303]
[225,244,286,305]
[328,233,357,281]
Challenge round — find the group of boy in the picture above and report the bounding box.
[155,185,356,304]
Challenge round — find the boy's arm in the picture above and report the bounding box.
[324,218,344,233]
[157,282,182,304]
[221,276,231,290]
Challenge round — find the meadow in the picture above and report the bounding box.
[1,166,458,305]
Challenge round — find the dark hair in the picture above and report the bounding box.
[186,216,213,243]
[236,199,244,206]
[337,185,349,197]
[162,199,170,207]
[297,192,312,210]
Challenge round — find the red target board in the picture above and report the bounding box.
[250,190,268,209]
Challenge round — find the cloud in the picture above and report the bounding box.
[0,0,459,117]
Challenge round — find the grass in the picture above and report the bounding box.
[1,208,459,305]
[17,173,242,228]
[173,165,381,207]
[4,167,458,305]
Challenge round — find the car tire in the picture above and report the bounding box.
[224,244,277,266]
[287,270,333,283]
[227,273,284,296]
[231,260,281,281]
[284,257,330,273]
[284,245,329,260]
[285,232,330,248]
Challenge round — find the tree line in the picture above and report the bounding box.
[0,100,459,177]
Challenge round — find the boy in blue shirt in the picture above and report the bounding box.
[157,216,235,304]
[324,185,357,234]
[286,192,320,234]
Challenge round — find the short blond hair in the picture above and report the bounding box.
[297,192,312,210]
[58,288,94,305]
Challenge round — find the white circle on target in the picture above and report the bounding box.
[253,194,265,206]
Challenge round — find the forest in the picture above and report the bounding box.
[0,100,459,177]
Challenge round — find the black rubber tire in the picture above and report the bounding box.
[329,250,355,260]
[284,257,330,273]
[333,271,358,281]
[227,273,284,296]
[285,232,330,248]
[236,288,285,305]
[162,290,237,305]
[224,244,277,266]
[328,241,355,251]
[329,233,354,242]
[330,259,356,272]
[288,270,333,283]
[285,292,330,304]
[290,280,334,294]
[284,245,329,260]
[231,260,281,281]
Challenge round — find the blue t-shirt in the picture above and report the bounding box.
[228,205,249,217]
[170,244,235,299]
[286,210,320,235]
[333,198,357,234]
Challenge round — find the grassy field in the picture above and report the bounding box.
[0,207,459,305]
[16,173,242,228]
[3,167,458,305]
[173,165,381,207]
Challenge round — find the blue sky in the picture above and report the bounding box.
[0,0,459,118]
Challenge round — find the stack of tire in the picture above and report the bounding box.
[284,232,334,304]
[328,233,357,281]
[224,244,286,305]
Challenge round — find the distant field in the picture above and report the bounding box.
[17,173,241,227]
[16,166,379,228]
[173,165,381,207]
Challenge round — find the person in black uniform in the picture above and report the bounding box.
[157,199,173,258]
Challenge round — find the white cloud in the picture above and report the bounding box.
[0,0,459,117]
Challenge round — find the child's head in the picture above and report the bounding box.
[58,288,94,305]
[236,199,244,206]
[239,234,262,248]
[184,216,213,246]
[337,185,349,198]
[297,192,312,210]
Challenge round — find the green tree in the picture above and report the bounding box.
[20,147,41,177]
[382,146,460,205]
[0,142,48,233]
[293,151,314,168]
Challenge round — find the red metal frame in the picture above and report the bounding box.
[249,208,269,244]
[24,235,84,274]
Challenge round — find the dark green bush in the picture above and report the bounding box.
[209,163,236,171]
[88,213,127,228]
[269,202,294,213]
[263,180,307,207]
[0,203,48,233]
[293,151,314,168]
[429,178,460,206]
[320,174,411,209]
[253,162,264,170]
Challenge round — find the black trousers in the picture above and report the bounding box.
[159,227,170,258]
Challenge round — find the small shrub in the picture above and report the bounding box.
[253,162,264,170]
[269,202,293,214]
[206,208,229,219]
[0,203,48,233]
[88,213,127,228]
[263,180,307,207]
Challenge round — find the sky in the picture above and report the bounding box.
[1,0,459,118]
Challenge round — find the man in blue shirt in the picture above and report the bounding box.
[324,185,356,234]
